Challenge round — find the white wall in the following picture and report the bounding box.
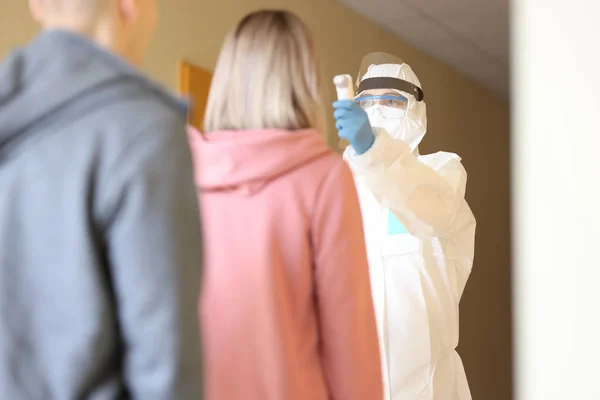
[512,1,600,399]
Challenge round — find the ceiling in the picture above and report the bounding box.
[338,0,510,97]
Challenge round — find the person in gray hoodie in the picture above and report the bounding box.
[0,0,203,398]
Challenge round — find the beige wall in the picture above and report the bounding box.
[0,1,512,398]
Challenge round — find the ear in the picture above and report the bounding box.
[118,0,139,23]
[29,0,44,23]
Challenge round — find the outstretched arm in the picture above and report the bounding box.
[346,129,467,238]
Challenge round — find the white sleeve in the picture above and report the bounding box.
[345,129,468,239]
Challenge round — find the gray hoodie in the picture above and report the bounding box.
[0,31,203,399]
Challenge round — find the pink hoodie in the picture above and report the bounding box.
[187,127,382,400]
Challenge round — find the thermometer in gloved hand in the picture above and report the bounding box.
[333,74,355,149]
[334,74,355,100]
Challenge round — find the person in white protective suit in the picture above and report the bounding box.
[333,52,476,400]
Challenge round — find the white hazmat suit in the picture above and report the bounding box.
[343,53,476,400]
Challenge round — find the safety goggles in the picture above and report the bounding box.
[355,94,409,111]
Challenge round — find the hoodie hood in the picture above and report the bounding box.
[187,126,331,195]
[0,30,185,160]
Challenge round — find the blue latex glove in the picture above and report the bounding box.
[333,100,375,155]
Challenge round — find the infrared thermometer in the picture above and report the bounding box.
[333,74,355,100]
[333,74,355,149]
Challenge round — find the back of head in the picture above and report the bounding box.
[37,0,101,13]
[28,0,158,64]
[204,10,324,133]
[30,0,106,29]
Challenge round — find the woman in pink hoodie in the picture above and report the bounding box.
[188,10,382,400]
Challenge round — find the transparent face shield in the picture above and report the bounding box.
[356,52,425,102]
[337,53,426,151]
[356,52,406,87]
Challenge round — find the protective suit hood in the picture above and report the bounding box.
[187,126,330,195]
[357,56,427,152]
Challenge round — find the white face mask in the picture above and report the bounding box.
[365,104,426,153]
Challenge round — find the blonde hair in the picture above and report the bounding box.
[204,10,324,133]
